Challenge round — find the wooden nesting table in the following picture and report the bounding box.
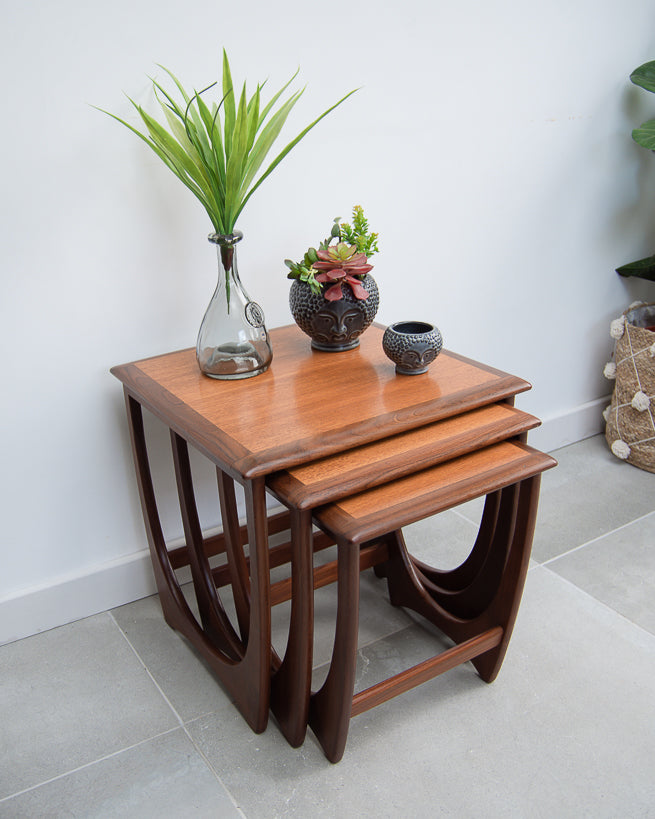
[111,323,555,762]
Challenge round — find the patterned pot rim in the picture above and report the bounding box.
[386,321,436,336]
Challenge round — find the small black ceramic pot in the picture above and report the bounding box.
[382,321,443,375]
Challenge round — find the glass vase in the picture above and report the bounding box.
[196,231,273,380]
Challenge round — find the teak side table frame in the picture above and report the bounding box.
[111,324,545,749]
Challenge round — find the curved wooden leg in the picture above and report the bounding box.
[124,394,193,637]
[415,484,519,619]
[216,468,251,642]
[308,539,360,764]
[471,475,540,682]
[383,476,541,682]
[171,432,243,660]
[412,490,501,591]
[241,474,274,729]
[270,507,314,747]
[124,392,270,733]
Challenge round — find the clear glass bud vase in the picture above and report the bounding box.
[196,231,273,380]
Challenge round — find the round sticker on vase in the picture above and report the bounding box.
[245,301,266,328]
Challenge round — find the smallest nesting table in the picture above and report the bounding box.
[111,324,555,762]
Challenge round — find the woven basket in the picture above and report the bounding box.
[604,303,655,473]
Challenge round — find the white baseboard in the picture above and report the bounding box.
[0,398,610,646]
[0,549,158,646]
[527,395,609,452]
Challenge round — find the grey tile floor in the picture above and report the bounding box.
[2,434,655,818]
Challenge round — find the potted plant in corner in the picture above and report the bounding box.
[604,60,655,471]
[616,59,655,284]
[97,50,356,379]
[286,206,380,351]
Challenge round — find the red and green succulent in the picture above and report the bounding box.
[312,242,373,301]
[285,206,379,301]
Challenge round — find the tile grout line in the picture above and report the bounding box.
[535,563,655,644]
[107,611,246,817]
[451,507,482,527]
[107,611,188,728]
[538,509,655,567]
[0,728,181,804]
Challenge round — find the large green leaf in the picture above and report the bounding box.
[257,68,300,127]
[195,93,227,197]
[632,118,655,150]
[222,49,236,158]
[616,254,655,282]
[224,87,251,228]
[246,85,260,155]
[631,61,655,94]
[238,89,304,197]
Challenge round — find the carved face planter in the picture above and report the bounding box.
[289,273,379,352]
[382,321,443,374]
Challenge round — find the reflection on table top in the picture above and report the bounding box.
[111,324,531,479]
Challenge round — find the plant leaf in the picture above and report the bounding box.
[161,103,225,225]
[195,92,227,199]
[158,67,213,154]
[632,119,655,150]
[151,72,212,167]
[238,89,304,197]
[246,84,261,154]
[156,65,191,104]
[235,88,358,222]
[150,76,186,120]
[616,254,655,281]
[161,103,198,157]
[184,82,217,145]
[222,49,236,158]
[224,85,250,230]
[631,61,655,94]
[137,105,204,182]
[257,67,301,127]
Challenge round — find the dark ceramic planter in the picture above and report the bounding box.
[382,321,443,374]
[289,273,379,351]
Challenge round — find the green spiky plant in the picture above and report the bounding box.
[616,60,655,282]
[97,50,356,236]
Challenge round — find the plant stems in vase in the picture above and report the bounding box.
[97,50,357,378]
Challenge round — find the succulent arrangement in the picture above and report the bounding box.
[285,206,379,301]
[96,50,356,236]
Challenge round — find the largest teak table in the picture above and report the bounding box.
[111,323,555,761]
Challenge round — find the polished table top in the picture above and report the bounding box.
[111,324,531,479]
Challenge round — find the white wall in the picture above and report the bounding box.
[2,0,655,643]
